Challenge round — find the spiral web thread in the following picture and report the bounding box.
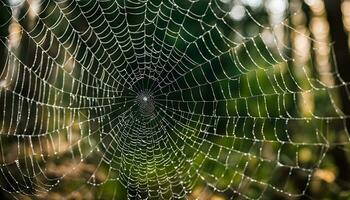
[0,0,349,199]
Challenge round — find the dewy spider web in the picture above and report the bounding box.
[0,0,349,199]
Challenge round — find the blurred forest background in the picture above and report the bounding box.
[0,0,350,199]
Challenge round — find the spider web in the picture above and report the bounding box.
[0,0,349,199]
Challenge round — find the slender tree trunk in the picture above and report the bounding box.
[0,2,9,73]
[324,0,350,186]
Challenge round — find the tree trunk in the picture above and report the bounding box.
[324,0,350,186]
